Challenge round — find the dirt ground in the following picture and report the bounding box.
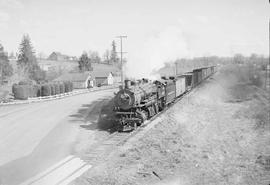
[72,65,270,185]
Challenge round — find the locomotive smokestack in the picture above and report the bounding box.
[124,80,131,89]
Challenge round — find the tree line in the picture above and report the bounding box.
[78,40,123,72]
[157,54,269,76]
[0,44,13,82]
[0,35,124,84]
[1,34,268,84]
[0,34,45,84]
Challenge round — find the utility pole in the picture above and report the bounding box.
[116,36,127,87]
[175,62,178,76]
[0,65,2,85]
[265,20,270,91]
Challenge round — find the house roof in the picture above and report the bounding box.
[71,63,121,76]
[53,70,113,82]
[91,63,120,74]
[90,71,112,78]
[53,72,92,82]
[48,52,71,60]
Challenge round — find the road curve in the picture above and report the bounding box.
[0,88,116,185]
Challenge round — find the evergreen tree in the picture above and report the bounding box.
[78,52,92,72]
[0,44,13,81]
[17,34,45,82]
[17,34,37,69]
[110,40,119,63]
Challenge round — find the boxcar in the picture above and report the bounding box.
[202,68,207,80]
[211,66,215,74]
[165,79,176,105]
[197,69,203,84]
[192,69,199,87]
[181,73,193,90]
[175,76,186,97]
[206,67,211,78]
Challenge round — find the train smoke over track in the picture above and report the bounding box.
[126,25,189,79]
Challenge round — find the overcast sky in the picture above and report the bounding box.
[0,0,269,58]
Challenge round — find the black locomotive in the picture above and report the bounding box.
[113,66,216,131]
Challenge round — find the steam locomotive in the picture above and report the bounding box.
[113,66,216,131]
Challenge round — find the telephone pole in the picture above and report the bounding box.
[175,62,178,76]
[265,20,270,91]
[116,36,127,86]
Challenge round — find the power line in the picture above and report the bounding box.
[116,36,127,87]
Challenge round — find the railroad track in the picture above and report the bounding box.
[79,75,215,167]
[80,87,194,165]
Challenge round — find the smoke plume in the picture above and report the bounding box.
[125,25,189,79]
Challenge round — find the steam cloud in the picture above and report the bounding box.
[125,25,189,79]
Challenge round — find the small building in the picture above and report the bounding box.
[90,71,114,86]
[112,72,121,83]
[48,52,69,61]
[53,72,94,89]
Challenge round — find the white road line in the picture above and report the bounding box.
[20,156,75,185]
[20,155,91,185]
[56,164,92,185]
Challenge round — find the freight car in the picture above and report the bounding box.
[113,66,216,131]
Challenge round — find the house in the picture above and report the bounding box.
[112,72,121,83]
[48,52,70,61]
[90,71,114,86]
[52,62,121,88]
[53,72,94,89]
[91,63,121,83]
[53,70,115,89]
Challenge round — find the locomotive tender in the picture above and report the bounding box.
[113,66,216,131]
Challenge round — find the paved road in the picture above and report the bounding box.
[0,88,116,185]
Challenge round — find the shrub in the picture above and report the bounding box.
[12,83,17,95]
[69,81,74,91]
[50,84,55,95]
[18,80,35,85]
[59,82,65,94]
[27,85,35,98]
[41,84,51,96]
[54,83,60,94]
[18,81,28,85]
[13,85,30,100]
[36,85,42,97]
[31,85,41,97]
[64,81,70,92]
